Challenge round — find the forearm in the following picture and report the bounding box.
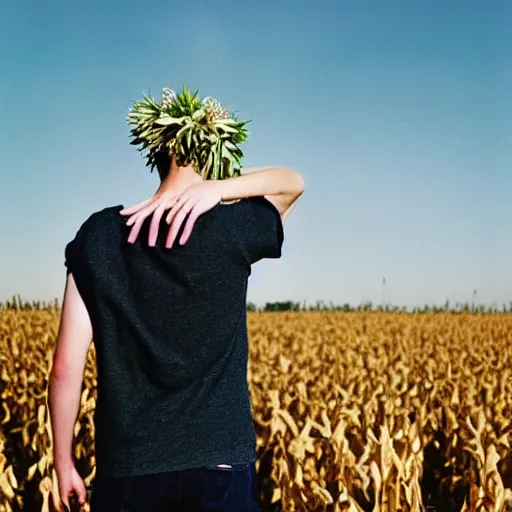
[48,373,83,469]
[218,167,304,202]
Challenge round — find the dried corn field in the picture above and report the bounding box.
[1,308,512,511]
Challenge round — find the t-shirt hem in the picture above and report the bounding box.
[95,441,257,479]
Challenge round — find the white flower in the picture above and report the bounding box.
[161,88,177,107]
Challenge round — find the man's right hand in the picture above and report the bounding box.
[120,181,222,248]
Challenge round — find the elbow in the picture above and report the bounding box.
[294,172,305,195]
[276,167,304,197]
[289,170,305,198]
[50,360,73,383]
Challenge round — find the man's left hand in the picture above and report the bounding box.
[52,465,87,511]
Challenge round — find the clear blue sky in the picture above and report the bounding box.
[1,0,511,308]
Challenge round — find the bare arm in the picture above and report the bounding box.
[121,166,305,246]
[218,166,305,224]
[48,273,91,508]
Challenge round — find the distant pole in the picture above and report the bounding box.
[382,277,386,308]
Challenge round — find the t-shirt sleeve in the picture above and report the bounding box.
[239,196,284,264]
[64,229,81,276]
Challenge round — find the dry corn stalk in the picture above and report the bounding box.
[1,308,512,511]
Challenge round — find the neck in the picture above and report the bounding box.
[157,161,203,195]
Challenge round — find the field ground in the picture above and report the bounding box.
[1,309,511,511]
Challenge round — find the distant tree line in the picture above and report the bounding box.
[0,295,61,311]
[2,295,512,314]
[247,299,512,314]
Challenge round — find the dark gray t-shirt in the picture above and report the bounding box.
[64,196,283,478]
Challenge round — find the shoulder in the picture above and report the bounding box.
[233,197,284,259]
[241,198,283,234]
[68,205,123,244]
[233,196,281,218]
[250,196,282,218]
[217,197,282,231]
[78,205,123,230]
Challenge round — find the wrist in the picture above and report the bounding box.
[54,454,74,471]
[214,179,231,202]
[215,167,288,202]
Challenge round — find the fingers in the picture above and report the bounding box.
[165,210,189,249]
[77,480,87,505]
[165,199,195,248]
[127,217,145,245]
[126,198,168,244]
[122,191,207,248]
[61,495,70,512]
[126,199,160,227]
[51,490,62,512]
[58,487,86,511]
[165,195,189,226]
[179,205,203,246]
[120,197,152,216]
[54,480,68,512]
[148,203,168,247]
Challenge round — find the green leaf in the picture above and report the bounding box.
[214,117,237,126]
[192,107,205,120]
[186,129,192,150]
[127,111,151,119]
[206,151,214,178]
[216,123,238,134]
[155,115,184,126]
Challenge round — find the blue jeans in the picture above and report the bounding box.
[89,461,263,511]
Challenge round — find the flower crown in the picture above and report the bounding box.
[127,86,250,180]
